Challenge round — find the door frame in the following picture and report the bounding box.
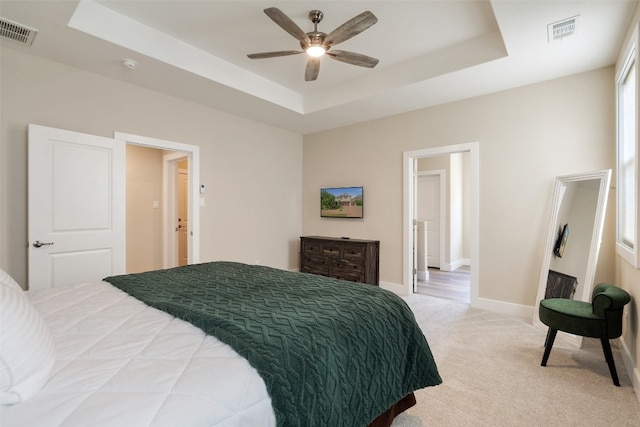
[403,142,479,304]
[114,132,200,266]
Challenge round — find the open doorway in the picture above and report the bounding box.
[415,155,470,303]
[116,132,200,273]
[125,146,191,272]
[403,142,479,305]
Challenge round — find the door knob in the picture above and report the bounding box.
[33,240,54,248]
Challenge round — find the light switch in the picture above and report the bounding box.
[199,197,205,207]
[153,201,159,209]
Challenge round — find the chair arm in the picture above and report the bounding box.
[592,283,631,318]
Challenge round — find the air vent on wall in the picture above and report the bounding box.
[0,17,38,46]
[548,15,580,42]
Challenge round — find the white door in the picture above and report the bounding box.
[28,124,125,290]
[418,174,441,268]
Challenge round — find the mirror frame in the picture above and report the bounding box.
[532,170,611,347]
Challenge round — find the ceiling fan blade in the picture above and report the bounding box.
[327,50,379,68]
[324,11,377,46]
[263,7,310,46]
[247,50,303,59]
[305,58,320,81]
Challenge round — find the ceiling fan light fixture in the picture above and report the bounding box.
[248,8,378,80]
[306,45,326,57]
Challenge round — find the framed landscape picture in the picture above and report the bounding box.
[320,186,363,218]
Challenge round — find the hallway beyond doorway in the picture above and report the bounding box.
[416,266,470,303]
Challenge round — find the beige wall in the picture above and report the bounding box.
[302,67,615,308]
[0,46,303,287]
[615,11,640,398]
[449,152,467,267]
[126,144,163,274]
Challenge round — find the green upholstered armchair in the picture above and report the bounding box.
[538,283,631,386]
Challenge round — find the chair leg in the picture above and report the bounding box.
[600,338,621,386]
[541,328,557,366]
[544,328,551,347]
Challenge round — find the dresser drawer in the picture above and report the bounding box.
[332,258,362,272]
[331,270,363,283]
[321,244,342,257]
[301,254,330,275]
[302,264,330,276]
[341,244,365,260]
[301,240,322,255]
[332,258,364,281]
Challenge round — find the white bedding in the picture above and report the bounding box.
[0,281,276,427]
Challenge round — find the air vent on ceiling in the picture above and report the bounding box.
[0,17,38,46]
[548,15,580,42]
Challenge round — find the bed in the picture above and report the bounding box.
[1,262,441,426]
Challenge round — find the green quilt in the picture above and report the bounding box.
[104,262,441,426]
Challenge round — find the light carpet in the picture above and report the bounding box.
[392,294,640,426]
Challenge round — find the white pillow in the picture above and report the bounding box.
[0,284,55,405]
[0,268,23,293]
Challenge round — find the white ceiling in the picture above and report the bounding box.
[0,0,636,134]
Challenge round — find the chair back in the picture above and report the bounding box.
[591,283,631,339]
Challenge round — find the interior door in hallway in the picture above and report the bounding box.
[418,174,441,269]
[28,124,125,289]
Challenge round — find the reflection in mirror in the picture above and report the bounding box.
[533,170,611,347]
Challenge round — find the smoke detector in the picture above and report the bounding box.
[121,59,137,70]
[548,15,580,42]
[0,17,38,46]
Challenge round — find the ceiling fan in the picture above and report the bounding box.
[247,7,379,81]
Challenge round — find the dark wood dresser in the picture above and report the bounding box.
[300,236,380,285]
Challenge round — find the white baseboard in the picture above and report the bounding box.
[473,297,535,318]
[442,258,471,272]
[385,278,535,319]
[620,338,640,403]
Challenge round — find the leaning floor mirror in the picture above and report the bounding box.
[532,170,611,347]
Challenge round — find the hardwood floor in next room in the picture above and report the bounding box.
[416,266,470,304]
